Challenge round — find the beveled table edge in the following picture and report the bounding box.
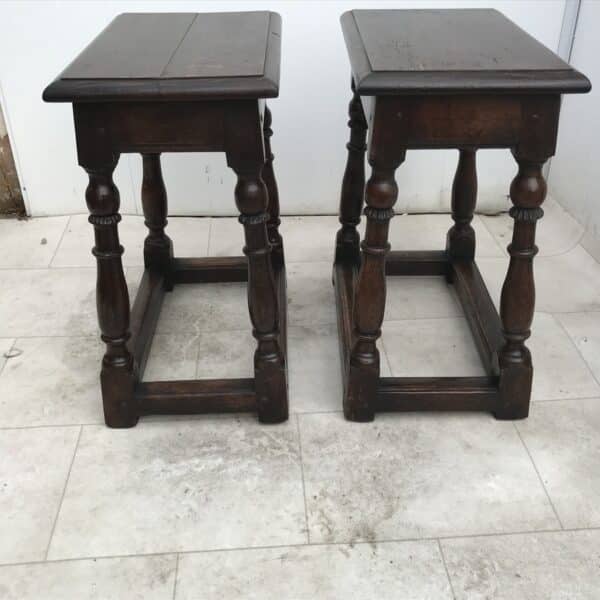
[340,10,591,96]
[43,11,282,103]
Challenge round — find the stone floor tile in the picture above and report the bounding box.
[299,412,557,543]
[195,329,254,379]
[0,268,97,337]
[176,540,453,599]
[443,529,600,600]
[48,419,306,558]
[143,334,199,382]
[0,337,103,427]
[52,215,211,268]
[529,313,600,401]
[381,317,485,377]
[287,261,337,327]
[0,554,176,599]
[0,426,80,564]
[384,277,462,321]
[517,398,600,528]
[556,312,600,386]
[0,216,68,268]
[479,245,600,313]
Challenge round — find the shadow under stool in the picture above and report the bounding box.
[43,11,288,427]
[333,9,591,422]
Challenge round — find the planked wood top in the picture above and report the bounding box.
[43,12,281,102]
[341,9,591,95]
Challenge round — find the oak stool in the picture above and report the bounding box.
[44,12,288,427]
[334,9,591,422]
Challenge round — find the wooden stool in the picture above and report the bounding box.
[334,9,591,422]
[43,12,288,427]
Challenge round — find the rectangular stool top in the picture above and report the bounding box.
[342,9,590,95]
[43,12,281,102]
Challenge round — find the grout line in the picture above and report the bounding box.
[475,213,508,257]
[378,335,394,377]
[577,237,600,267]
[205,216,213,257]
[0,265,98,271]
[295,414,311,544]
[437,539,457,600]
[549,310,600,316]
[513,422,565,530]
[532,395,600,404]
[554,316,600,390]
[171,554,180,600]
[48,215,71,268]
[0,422,103,431]
[5,395,600,432]
[44,425,83,560]
[4,525,600,571]
[0,334,101,341]
[192,331,204,380]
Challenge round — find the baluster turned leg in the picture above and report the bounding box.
[496,153,547,420]
[446,149,477,276]
[234,163,288,423]
[262,106,284,269]
[345,154,404,421]
[85,161,137,428]
[141,153,174,290]
[335,81,368,265]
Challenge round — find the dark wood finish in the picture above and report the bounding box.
[341,9,590,95]
[129,269,166,376]
[43,12,281,102]
[85,159,137,428]
[44,12,287,427]
[335,80,368,265]
[335,9,591,421]
[385,250,449,277]
[346,152,404,422]
[496,153,548,419]
[229,151,288,424]
[451,260,503,376]
[447,149,477,262]
[171,256,248,284]
[141,154,173,289]
[377,377,499,412]
[136,379,256,415]
[262,106,284,268]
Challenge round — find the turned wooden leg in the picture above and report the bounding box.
[85,161,137,428]
[345,154,404,421]
[335,81,368,266]
[496,153,547,420]
[234,163,288,423]
[446,148,477,270]
[141,153,174,290]
[262,106,284,269]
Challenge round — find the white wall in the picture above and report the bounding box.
[0,0,566,217]
[547,0,600,259]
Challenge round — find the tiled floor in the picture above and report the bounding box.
[1,202,600,598]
